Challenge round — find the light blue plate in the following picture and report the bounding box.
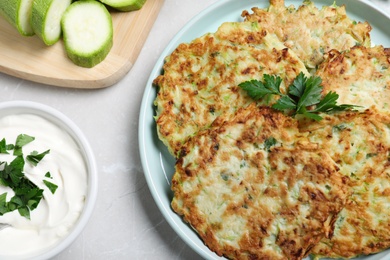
[139,0,390,259]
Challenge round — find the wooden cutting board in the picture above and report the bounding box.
[0,0,164,89]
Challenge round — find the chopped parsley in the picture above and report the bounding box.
[239,72,357,121]
[0,134,56,219]
[43,180,58,194]
[332,123,349,132]
[366,153,377,159]
[13,134,34,156]
[220,173,229,181]
[0,138,13,154]
[27,149,50,166]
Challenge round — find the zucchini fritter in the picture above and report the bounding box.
[154,21,308,156]
[316,45,390,114]
[300,109,390,258]
[171,105,348,260]
[242,0,371,69]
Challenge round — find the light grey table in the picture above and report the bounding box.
[0,1,388,260]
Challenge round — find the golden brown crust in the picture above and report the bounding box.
[316,45,390,114]
[242,0,371,68]
[172,105,348,260]
[300,109,390,258]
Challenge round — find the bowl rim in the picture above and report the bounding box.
[0,100,98,260]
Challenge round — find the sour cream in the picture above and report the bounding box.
[0,114,88,259]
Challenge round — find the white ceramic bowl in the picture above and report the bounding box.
[0,100,98,260]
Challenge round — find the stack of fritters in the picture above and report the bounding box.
[154,21,309,156]
[153,0,390,259]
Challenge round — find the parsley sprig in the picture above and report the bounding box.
[0,134,57,219]
[239,72,356,120]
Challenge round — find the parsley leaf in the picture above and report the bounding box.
[288,72,307,98]
[8,156,25,187]
[17,207,30,219]
[263,74,283,94]
[238,74,283,100]
[27,149,50,166]
[0,138,9,154]
[0,193,8,215]
[43,180,58,194]
[271,95,296,111]
[239,72,357,120]
[295,75,323,113]
[311,91,339,112]
[13,134,34,156]
[239,80,274,100]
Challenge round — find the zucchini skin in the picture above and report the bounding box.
[100,0,147,12]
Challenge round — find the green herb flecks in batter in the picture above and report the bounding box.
[264,137,277,151]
